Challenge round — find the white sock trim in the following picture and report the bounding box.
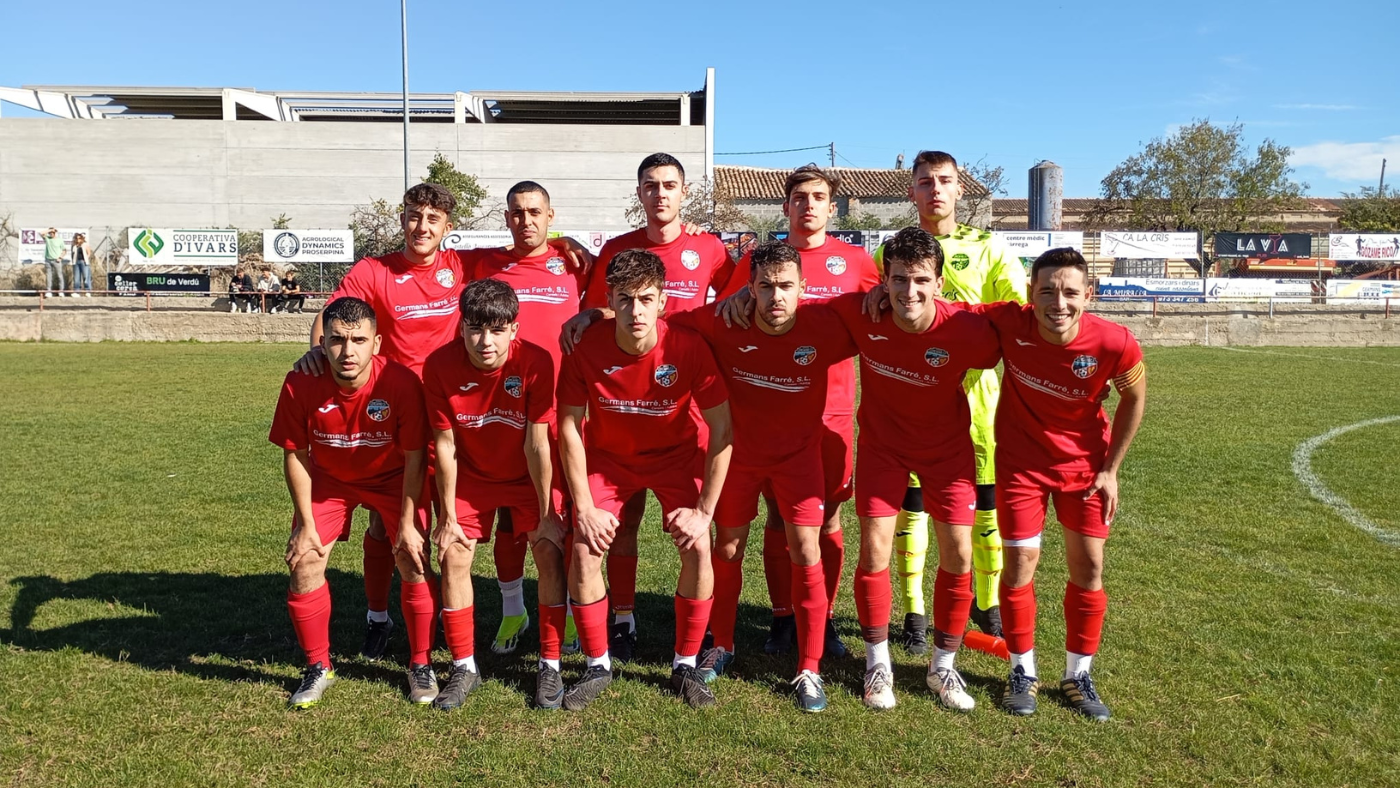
[366,609,390,623]
[866,639,891,671]
[586,653,612,672]
[673,652,697,670]
[1065,650,1093,679]
[453,655,478,673]
[1010,649,1038,678]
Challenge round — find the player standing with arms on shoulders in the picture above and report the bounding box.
[422,279,567,710]
[271,297,436,708]
[873,150,1027,652]
[566,153,736,663]
[978,248,1146,720]
[555,250,733,710]
[830,228,1000,711]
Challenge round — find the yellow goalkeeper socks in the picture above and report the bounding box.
[894,508,929,616]
[971,508,1003,610]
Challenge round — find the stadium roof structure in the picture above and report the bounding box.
[715,165,988,200]
[0,79,712,125]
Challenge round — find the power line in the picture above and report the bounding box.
[715,144,830,156]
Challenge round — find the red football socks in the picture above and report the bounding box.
[362,532,394,613]
[674,594,713,659]
[710,556,744,652]
[932,569,974,652]
[287,582,332,667]
[818,529,844,616]
[763,527,793,616]
[400,580,436,665]
[606,554,638,616]
[572,596,610,659]
[791,561,826,674]
[854,567,892,643]
[538,603,567,662]
[1064,582,1107,656]
[441,605,475,662]
[1000,580,1038,655]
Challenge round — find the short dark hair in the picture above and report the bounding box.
[323,296,377,329]
[1030,248,1090,286]
[749,240,802,280]
[784,163,841,200]
[458,278,519,326]
[403,182,457,216]
[881,227,945,276]
[606,249,667,294]
[911,150,959,174]
[506,180,550,205]
[637,153,685,183]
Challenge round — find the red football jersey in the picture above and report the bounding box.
[332,249,480,377]
[669,304,856,466]
[829,293,1001,464]
[720,237,880,418]
[269,356,428,486]
[979,302,1145,472]
[470,248,585,375]
[422,338,556,487]
[580,229,736,314]
[556,318,728,461]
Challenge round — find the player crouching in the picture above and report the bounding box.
[978,249,1147,721]
[556,249,733,709]
[271,296,436,708]
[422,279,568,710]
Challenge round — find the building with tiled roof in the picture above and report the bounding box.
[992,197,1348,232]
[714,165,990,228]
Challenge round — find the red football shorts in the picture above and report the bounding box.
[455,477,557,544]
[300,470,429,545]
[855,437,976,525]
[821,411,855,504]
[716,446,825,529]
[587,448,702,521]
[996,465,1109,541]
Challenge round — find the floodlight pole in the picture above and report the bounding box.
[401,0,411,192]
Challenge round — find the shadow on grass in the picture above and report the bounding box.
[2,569,851,704]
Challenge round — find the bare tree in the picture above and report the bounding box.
[959,157,1006,229]
[624,178,748,231]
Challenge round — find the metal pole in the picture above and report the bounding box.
[1380,158,1388,197]
[401,0,411,192]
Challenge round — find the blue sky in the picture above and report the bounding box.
[3,0,1395,198]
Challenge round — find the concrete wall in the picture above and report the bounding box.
[0,118,708,267]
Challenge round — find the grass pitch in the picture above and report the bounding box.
[2,342,1399,787]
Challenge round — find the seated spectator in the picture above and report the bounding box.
[281,269,306,313]
[229,267,257,313]
[256,268,283,313]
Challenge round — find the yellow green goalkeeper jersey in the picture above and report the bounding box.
[875,225,1027,483]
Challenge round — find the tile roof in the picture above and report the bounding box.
[715,166,987,201]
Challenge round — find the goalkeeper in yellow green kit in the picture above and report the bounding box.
[873,150,1027,652]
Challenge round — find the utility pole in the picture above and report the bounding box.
[1380,158,1388,197]
[401,0,411,192]
[829,142,835,167]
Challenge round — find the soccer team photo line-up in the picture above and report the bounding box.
[272,151,1145,718]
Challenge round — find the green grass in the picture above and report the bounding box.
[2,343,1399,787]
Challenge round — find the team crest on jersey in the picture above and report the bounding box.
[546,257,567,276]
[950,253,970,271]
[924,347,950,368]
[435,267,456,288]
[654,364,679,387]
[825,255,847,275]
[793,346,817,366]
[504,376,523,398]
[366,399,391,422]
[681,249,701,271]
[1072,355,1099,379]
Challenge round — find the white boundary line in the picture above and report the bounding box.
[1292,416,1400,548]
[1217,346,1400,368]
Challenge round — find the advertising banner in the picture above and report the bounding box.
[1328,233,1400,261]
[18,228,89,266]
[263,230,354,264]
[1095,276,1204,302]
[994,231,1085,258]
[551,230,626,256]
[1205,278,1314,302]
[1326,279,1400,302]
[717,231,759,261]
[108,272,211,295]
[1101,231,1200,259]
[441,230,513,251]
[1213,232,1312,259]
[127,229,238,266]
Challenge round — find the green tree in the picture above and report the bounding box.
[1083,120,1307,254]
[1337,187,1400,231]
[424,152,491,229]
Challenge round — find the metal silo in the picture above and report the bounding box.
[1028,160,1063,230]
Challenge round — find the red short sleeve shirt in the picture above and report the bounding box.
[581,229,736,314]
[470,248,585,375]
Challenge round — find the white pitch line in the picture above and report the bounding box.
[1292,416,1400,548]
[1217,346,1400,368]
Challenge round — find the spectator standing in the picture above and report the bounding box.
[70,233,94,297]
[281,269,306,313]
[42,228,66,297]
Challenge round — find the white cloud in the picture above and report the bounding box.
[1274,103,1360,111]
[1290,136,1400,181]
